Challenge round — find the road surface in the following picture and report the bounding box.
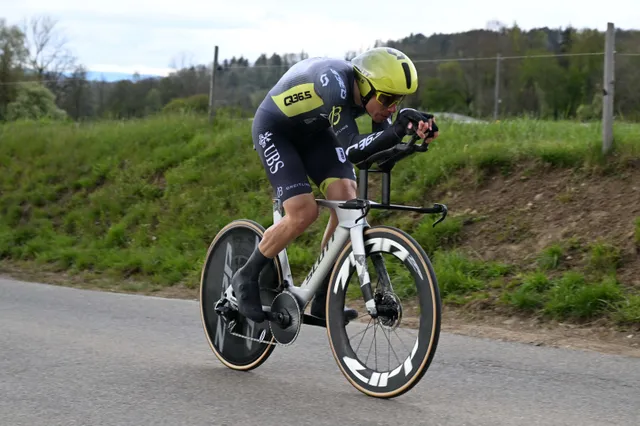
[1,277,638,425]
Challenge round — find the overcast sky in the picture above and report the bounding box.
[3,1,638,76]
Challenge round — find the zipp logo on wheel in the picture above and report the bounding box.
[343,336,419,388]
[214,242,234,351]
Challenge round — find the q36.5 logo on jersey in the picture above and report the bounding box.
[272,83,323,118]
[284,91,313,106]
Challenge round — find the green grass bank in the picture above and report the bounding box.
[1,112,639,329]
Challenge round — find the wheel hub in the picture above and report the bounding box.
[375,291,403,330]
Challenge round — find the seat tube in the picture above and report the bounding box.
[349,223,377,316]
[272,198,284,224]
[272,198,293,286]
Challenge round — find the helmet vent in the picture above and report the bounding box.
[402,63,412,90]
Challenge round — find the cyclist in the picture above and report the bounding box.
[232,47,439,323]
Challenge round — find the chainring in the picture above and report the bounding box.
[269,291,302,346]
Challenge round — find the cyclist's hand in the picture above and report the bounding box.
[394,108,439,143]
[393,108,423,136]
[409,113,439,144]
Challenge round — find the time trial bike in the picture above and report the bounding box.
[199,133,448,398]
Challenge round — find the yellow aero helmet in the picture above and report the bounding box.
[351,47,418,100]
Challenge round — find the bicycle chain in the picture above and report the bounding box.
[224,318,287,346]
[229,329,280,346]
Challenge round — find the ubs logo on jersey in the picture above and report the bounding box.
[264,145,284,174]
[284,91,313,106]
[260,133,284,174]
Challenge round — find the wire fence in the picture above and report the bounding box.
[1,51,637,87]
[204,51,620,120]
[1,22,633,151]
[1,50,628,122]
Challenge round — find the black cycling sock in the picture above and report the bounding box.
[238,245,271,281]
[231,246,271,323]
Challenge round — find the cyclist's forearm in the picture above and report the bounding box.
[343,126,402,164]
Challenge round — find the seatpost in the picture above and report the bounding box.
[382,172,391,205]
[358,169,368,199]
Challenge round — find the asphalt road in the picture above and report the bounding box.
[1,277,639,426]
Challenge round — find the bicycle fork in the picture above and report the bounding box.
[349,224,381,317]
[350,223,397,319]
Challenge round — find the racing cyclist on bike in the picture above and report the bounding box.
[231,47,439,323]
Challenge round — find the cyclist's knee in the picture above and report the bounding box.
[283,194,319,234]
[325,178,357,200]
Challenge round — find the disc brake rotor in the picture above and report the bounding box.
[376,291,403,331]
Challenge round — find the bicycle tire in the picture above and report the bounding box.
[199,219,283,371]
[325,225,441,398]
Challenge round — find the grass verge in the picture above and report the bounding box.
[1,112,639,328]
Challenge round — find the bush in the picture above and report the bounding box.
[162,94,209,114]
[6,83,67,121]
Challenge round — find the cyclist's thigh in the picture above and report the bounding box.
[252,112,312,203]
[296,129,357,197]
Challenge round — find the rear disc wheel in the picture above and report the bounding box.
[200,219,282,370]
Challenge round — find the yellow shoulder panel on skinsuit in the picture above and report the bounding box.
[271,83,324,117]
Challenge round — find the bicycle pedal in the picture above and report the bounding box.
[214,303,231,315]
[214,298,230,313]
[214,297,239,327]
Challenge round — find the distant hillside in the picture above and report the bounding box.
[85,71,164,83]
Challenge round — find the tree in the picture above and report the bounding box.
[518,50,569,118]
[21,15,76,80]
[421,61,475,115]
[60,65,92,120]
[144,88,162,115]
[254,54,268,66]
[0,19,28,120]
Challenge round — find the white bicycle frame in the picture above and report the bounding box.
[273,198,378,315]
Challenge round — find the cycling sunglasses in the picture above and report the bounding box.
[374,91,405,108]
